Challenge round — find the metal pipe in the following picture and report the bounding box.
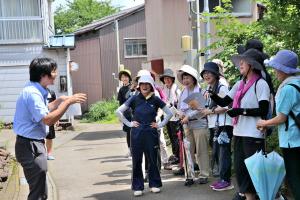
[195,0,202,72]
[203,0,211,62]
[115,19,121,90]
[115,20,121,71]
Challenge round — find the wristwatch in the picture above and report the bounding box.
[243,109,247,115]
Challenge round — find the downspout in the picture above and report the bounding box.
[196,0,202,72]
[115,19,121,90]
[203,0,211,62]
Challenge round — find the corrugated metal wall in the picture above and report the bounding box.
[119,10,146,78]
[70,38,102,112]
[99,24,119,100]
[71,8,146,112]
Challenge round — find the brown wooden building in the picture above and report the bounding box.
[71,5,146,112]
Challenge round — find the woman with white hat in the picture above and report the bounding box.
[209,49,271,200]
[117,69,133,157]
[160,68,181,165]
[134,69,171,176]
[177,64,209,185]
[116,75,172,197]
[257,50,300,200]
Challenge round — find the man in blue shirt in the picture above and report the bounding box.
[257,50,300,200]
[14,57,87,200]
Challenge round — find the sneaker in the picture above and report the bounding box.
[197,177,208,184]
[163,163,173,170]
[213,180,234,191]
[210,180,221,188]
[184,178,194,186]
[173,167,184,176]
[47,155,55,160]
[133,190,143,196]
[150,187,160,193]
[232,192,246,200]
[168,155,179,164]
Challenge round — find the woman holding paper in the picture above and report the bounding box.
[177,65,209,185]
[208,49,271,200]
[199,62,234,191]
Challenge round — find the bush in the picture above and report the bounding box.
[83,97,119,122]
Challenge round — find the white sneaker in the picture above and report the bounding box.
[133,190,143,196]
[150,187,161,193]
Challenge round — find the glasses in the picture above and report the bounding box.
[202,71,212,76]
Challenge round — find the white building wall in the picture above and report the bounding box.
[0,44,68,122]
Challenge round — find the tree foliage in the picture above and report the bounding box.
[54,0,119,34]
[204,0,300,86]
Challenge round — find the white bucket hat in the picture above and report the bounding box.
[177,64,199,85]
[137,75,155,91]
[135,69,151,82]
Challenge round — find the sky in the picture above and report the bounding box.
[52,0,145,12]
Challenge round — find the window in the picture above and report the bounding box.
[124,38,147,58]
[199,0,251,15]
[0,0,43,44]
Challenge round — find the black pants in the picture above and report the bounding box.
[234,136,264,194]
[15,136,48,200]
[166,121,180,159]
[282,147,300,200]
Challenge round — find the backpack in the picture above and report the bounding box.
[254,78,275,136]
[284,83,300,131]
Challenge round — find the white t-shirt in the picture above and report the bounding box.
[207,85,232,128]
[228,78,270,138]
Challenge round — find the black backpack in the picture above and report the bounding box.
[254,78,275,136]
[284,83,300,131]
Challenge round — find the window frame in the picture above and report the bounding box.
[123,37,147,59]
[198,0,252,17]
[0,0,44,44]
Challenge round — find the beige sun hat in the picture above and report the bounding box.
[177,64,199,85]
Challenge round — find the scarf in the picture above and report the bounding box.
[232,73,261,125]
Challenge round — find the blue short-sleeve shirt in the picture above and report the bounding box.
[13,82,49,140]
[276,79,300,148]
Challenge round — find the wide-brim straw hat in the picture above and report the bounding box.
[231,48,264,71]
[118,69,132,81]
[265,50,300,74]
[160,68,175,83]
[177,65,199,85]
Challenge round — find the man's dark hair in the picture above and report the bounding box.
[29,57,57,82]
